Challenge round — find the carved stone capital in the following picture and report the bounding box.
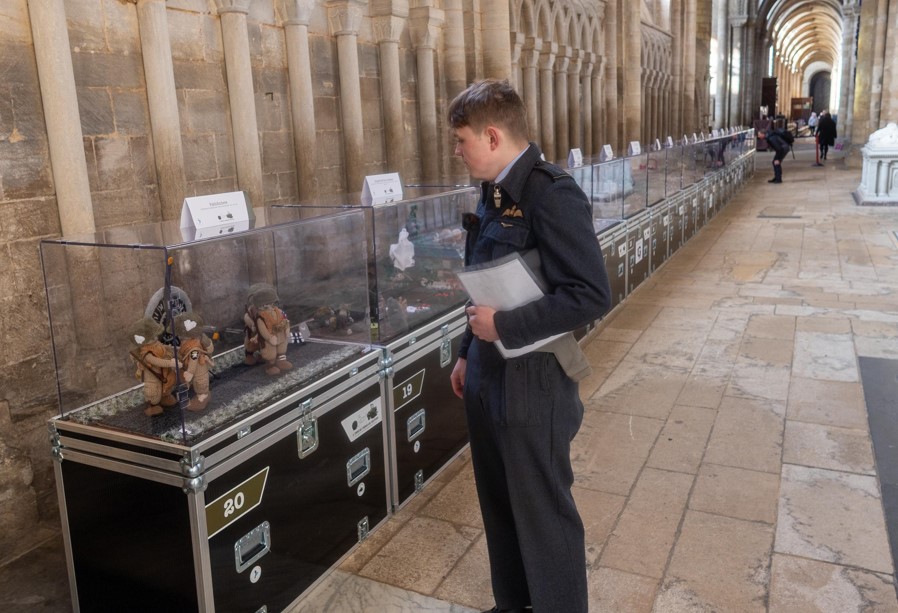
[370,0,409,17]
[539,48,556,71]
[278,0,315,26]
[214,0,252,15]
[325,0,366,36]
[409,6,444,48]
[372,15,405,42]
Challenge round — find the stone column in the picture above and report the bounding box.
[539,45,557,162]
[604,0,620,148]
[582,57,595,156]
[279,0,318,200]
[568,53,582,151]
[623,2,642,140]
[669,0,682,137]
[27,0,94,235]
[136,0,187,220]
[682,0,697,134]
[592,56,604,155]
[521,39,542,141]
[326,0,366,192]
[410,4,445,181]
[510,32,524,91]
[371,1,408,175]
[482,0,512,78]
[881,0,898,123]
[839,1,860,141]
[214,0,264,208]
[741,18,757,124]
[554,50,570,161]
[442,0,467,98]
[728,15,746,127]
[713,0,728,129]
[869,0,889,129]
[28,0,105,348]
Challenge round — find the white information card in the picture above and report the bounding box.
[361,172,403,206]
[600,144,614,161]
[180,191,250,233]
[627,141,641,156]
[567,148,584,168]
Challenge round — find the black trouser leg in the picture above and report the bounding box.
[464,344,588,613]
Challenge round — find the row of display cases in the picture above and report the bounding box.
[43,132,754,612]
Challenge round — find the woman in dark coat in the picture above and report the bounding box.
[817,111,837,160]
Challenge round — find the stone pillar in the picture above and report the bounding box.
[681,0,697,134]
[214,0,264,208]
[410,4,445,181]
[880,0,898,123]
[714,0,728,129]
[728,15,745,127]
[539,45,557,162]
[669,0,682,137]
[741,18,758,124]
[592,56,604,155]
[869,0,890,129]
[326,0,366,192]
[568,54,582,151]
[623,2,642,141]
[481,0,512,78]
[28,0,104,348]
[27,0,94,235]
[839,1,860,141]
[510,32,524,91]
[136,0,187,220]
[604,0,620,148]
[582,57,595,156]
[371,1,408,175]
[443,0,467,98]
[554,51,570,161]
[280,0,318,200]
[521,39,542,141]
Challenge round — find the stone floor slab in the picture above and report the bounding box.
[783,420,875,475]
[689,463,780,524]
[775,464,892,574]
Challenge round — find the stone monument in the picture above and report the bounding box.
[853,122,898,206]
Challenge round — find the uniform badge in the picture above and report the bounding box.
[501,205,524,219]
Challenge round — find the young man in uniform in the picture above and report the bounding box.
[448,79,611,613]
[758,128,789,183]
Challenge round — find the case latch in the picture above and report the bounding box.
[346,448,371,487]
[407,408,426,442]
[358,516,370,542]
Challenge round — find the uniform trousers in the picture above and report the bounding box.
[463,340,588,612]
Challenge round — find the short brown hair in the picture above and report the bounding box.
[448,79,529,141]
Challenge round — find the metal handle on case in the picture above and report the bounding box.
[234,521,271,573]
[407,408,426,442]
[346,448,371,487]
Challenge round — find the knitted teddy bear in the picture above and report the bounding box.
[129,317,180,416]
[174,311,215,412]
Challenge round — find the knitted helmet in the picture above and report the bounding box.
[129,317,165,346]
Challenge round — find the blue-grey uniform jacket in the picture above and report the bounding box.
[459,143,611,370]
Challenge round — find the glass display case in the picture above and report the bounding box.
[271,185,479,344]
[40,207,375,446]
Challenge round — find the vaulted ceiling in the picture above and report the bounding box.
[758,0,843,73]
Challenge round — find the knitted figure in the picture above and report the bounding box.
[245,284,292,376]
[174,311,215,412]
[129,317,180,416]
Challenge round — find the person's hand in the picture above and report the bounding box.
[450,358,467,399]
[466,305,499,342]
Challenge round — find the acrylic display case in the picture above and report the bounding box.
[41,208,394,612]
[271,185,478,344]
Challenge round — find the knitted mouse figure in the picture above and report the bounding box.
[245,284,292,376]
[174,311,215,412]
[129,317,180,416]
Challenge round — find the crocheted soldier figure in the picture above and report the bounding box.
[174,311,215,412]
[244,284,293,376]
[129,317,180,416]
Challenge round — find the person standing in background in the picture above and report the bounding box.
[817,110,837,160]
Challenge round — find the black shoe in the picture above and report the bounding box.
[482,608,530,613]
[767,178,782,183]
